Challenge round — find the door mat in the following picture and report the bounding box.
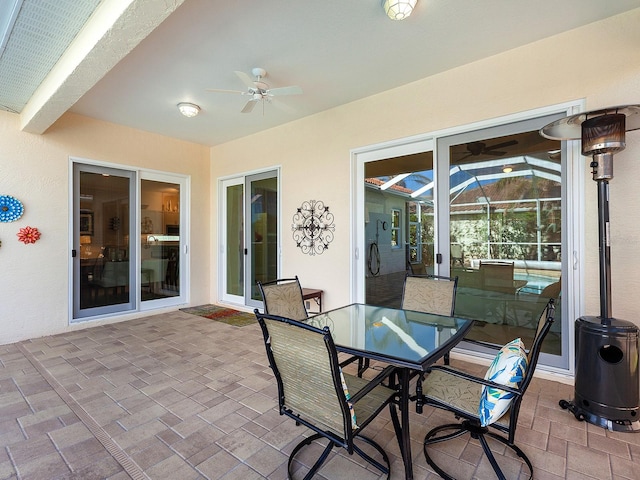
[179,305,256,327]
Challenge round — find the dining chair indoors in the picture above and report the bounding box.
[257,276,308,321]
[419,299,555,480]
[254,311,401,479]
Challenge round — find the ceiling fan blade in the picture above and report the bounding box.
[483,150,507,156]
[241,99,258,113]
[235,71,256,89]
[485,140,518,151]
[270,98,296,114]
[268,85,303,96]
[205,88,245,95]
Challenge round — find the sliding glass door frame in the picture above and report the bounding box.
[71,160,189,321]
[352,102,585,374]
[436,113,570,370]
[218,168,281,309]
[139,171,190,311]
[72,163,136,319]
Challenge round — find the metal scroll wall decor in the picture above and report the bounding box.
[291,200,335,255]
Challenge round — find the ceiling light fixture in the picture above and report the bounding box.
[177,102,200,117]
[383,0,417,20]
[502,165,513,173]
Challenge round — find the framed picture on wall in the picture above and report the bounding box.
[80,210,94,236]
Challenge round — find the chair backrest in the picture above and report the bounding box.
[402,273,458,316]
[483,299,555,441]
[540,277,561,299]
[407,261,427,275]
[255,311,351,436]
[258,276,308,320]
[510,299,555,420]
[97,261,129,287]
[479,261,514,294]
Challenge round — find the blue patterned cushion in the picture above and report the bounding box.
[478,338,527,427]
[339,368,357,429]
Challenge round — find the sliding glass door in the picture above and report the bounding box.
[220,170,279,308]
[364,152,436,307]
[74,164,135,317]
[357,108,578,370]
[436,113,566,367]
[73,163,187,320]
[140,176,184,305]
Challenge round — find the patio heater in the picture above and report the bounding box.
[540,105,640,432]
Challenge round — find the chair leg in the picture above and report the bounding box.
[351,434,390,477]
[289,433,334,480]
[357,357,370,377]
[423,421,533,480]
[482,430,533,480]
[288,432,391,480]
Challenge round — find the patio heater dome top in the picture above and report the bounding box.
[540,104,640,141]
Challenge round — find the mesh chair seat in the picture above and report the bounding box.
[422,369,510,430]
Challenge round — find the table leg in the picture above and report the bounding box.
[390,368,414,480]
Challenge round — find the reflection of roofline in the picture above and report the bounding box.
[367,155,561,200]
[365,177,413,195]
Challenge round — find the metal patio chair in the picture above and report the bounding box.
[254,311,400,479]
[419,299,555,480]
[257,276,308,321]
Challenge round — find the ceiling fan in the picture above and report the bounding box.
[206,67,302,113]
[457,140,518,161]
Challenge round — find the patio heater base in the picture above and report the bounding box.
[559,315,640,433]
[559,399,640,433]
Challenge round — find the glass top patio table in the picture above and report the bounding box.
[306,303,474,370]
[306,303,474,480]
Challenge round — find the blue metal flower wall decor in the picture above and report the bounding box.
[0,195,24,222]
[292,200,335,256]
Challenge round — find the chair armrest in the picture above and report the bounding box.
[461,337,502,351]
[349,365,397,404]
[426,365,522,396]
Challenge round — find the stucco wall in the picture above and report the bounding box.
[2,9,640,347]
[209,9,640,325]
[0,112,210,344]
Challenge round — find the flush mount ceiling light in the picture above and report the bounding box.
[383,0,417,20]
[502,165,513,173]
[177,102,200,117]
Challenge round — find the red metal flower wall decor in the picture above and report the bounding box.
[17,226,41,244]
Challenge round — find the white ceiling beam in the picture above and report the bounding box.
[20,0,186,134]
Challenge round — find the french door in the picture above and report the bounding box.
[72,163,187,320]
[220,170,279,308]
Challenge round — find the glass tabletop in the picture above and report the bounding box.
[306,303,473,369]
